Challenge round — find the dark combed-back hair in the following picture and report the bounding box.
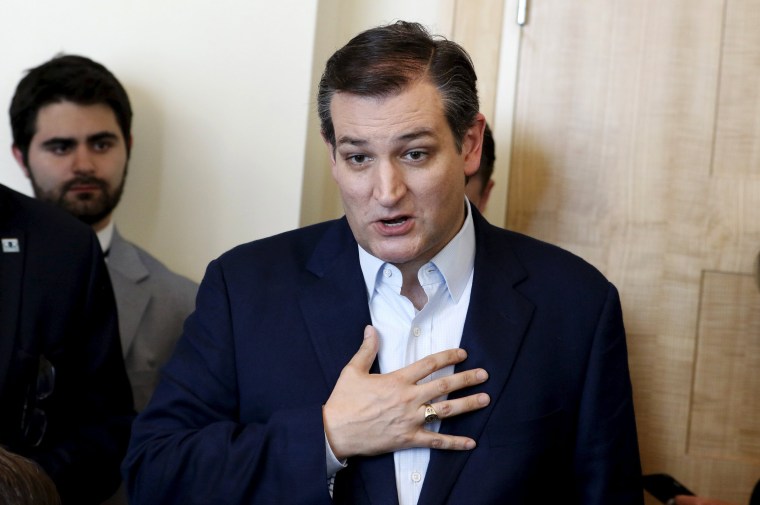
[477,123,496,185]
[9,54,132,164]
[318,21,479,152]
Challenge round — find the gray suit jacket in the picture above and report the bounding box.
[107,228,198,411]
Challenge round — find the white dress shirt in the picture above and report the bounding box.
[355,199,476,505]
[95,219,115,256]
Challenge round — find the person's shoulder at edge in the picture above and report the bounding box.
[121,236,199,290]
[473,210,612,288]
[213,217,351,269]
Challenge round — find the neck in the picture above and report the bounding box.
[400,272,427,311]
[91,214,113,232]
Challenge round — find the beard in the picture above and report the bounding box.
[29,168,127,227]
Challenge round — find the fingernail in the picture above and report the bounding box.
[457,349,467,359]
[478,393,490,406]
[464,440,476,450]
[364,325,373,339]
[476,369,488,381]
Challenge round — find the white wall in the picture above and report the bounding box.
[0,0,318,282]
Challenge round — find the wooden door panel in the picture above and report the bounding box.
[691,271,760,463]
[714,0,760,178]
[506,0,759,502]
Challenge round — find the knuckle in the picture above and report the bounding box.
[437,402,452,416]
[420,356,437,376]
[397,432,414,447]
[436,377,450,393]
[467,395,480,410]
[461,371,474,386]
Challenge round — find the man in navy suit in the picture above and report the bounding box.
[124,21,643,504]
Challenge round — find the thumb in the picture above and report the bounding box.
[348,325,379,372]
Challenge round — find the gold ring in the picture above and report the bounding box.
[423,403,439,423]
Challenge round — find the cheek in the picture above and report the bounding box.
[106,160,128,182]
[27,161,63,189]
[336,175,372,205]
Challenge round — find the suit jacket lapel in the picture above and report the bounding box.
[107,228,151,355]
[298,218,398,505]
[419,214,535,505]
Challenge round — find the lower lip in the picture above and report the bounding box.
[68,185,100,192]
[374,218,413,236]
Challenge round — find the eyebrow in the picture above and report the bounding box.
[39,131,120,148]
[87,132,120,143]
[336,128,437,148]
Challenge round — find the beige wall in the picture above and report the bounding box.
[0,0,508,282]
[0,0,319,282]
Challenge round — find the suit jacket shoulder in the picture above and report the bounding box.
[0,184,134,504]
[475,212,609,287]
[107,228,198,411]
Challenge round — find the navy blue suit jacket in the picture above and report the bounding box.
[0,184,134,504]
[124,210,642,504]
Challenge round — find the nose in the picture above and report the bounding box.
[373,160,406,206]
[72,145,96,175]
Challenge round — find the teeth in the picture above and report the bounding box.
[383,218,406,227]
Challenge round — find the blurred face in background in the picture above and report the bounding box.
[14,101,129,231]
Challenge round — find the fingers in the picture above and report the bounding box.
[423,393,491,421]
[398,347,469,383]
[346,325,379,373]
[418,367,489,402]
[413,431,477,451]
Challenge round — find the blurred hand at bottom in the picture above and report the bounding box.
[674,495,737,505]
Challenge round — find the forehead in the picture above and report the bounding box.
[330,80,448,145]
[33,101,122,140]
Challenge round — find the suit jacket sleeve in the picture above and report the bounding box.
[122,258,335,505]
[573,284,642,503]
[22,227,135,504]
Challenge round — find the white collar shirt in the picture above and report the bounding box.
[95,220,115,257]
[357,199,476,505]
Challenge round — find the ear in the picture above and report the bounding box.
[11,145,31,178]
[462,113,486,178]
[479,179,495,212]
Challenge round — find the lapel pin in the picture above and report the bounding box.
[2,238,20,253]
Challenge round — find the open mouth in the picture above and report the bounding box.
[381,217,408,227]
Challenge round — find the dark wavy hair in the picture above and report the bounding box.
[318,21,479,152]
[476,123,496,186]
[9,54,132,165]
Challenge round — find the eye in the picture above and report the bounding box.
[92,140,114,152]
[404,150,427,162]
[45,142,73,155]
[346,154,371,165]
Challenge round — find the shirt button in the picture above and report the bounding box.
[383,268,392,278]
[412,327,422,337]
[411,471,422,483]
